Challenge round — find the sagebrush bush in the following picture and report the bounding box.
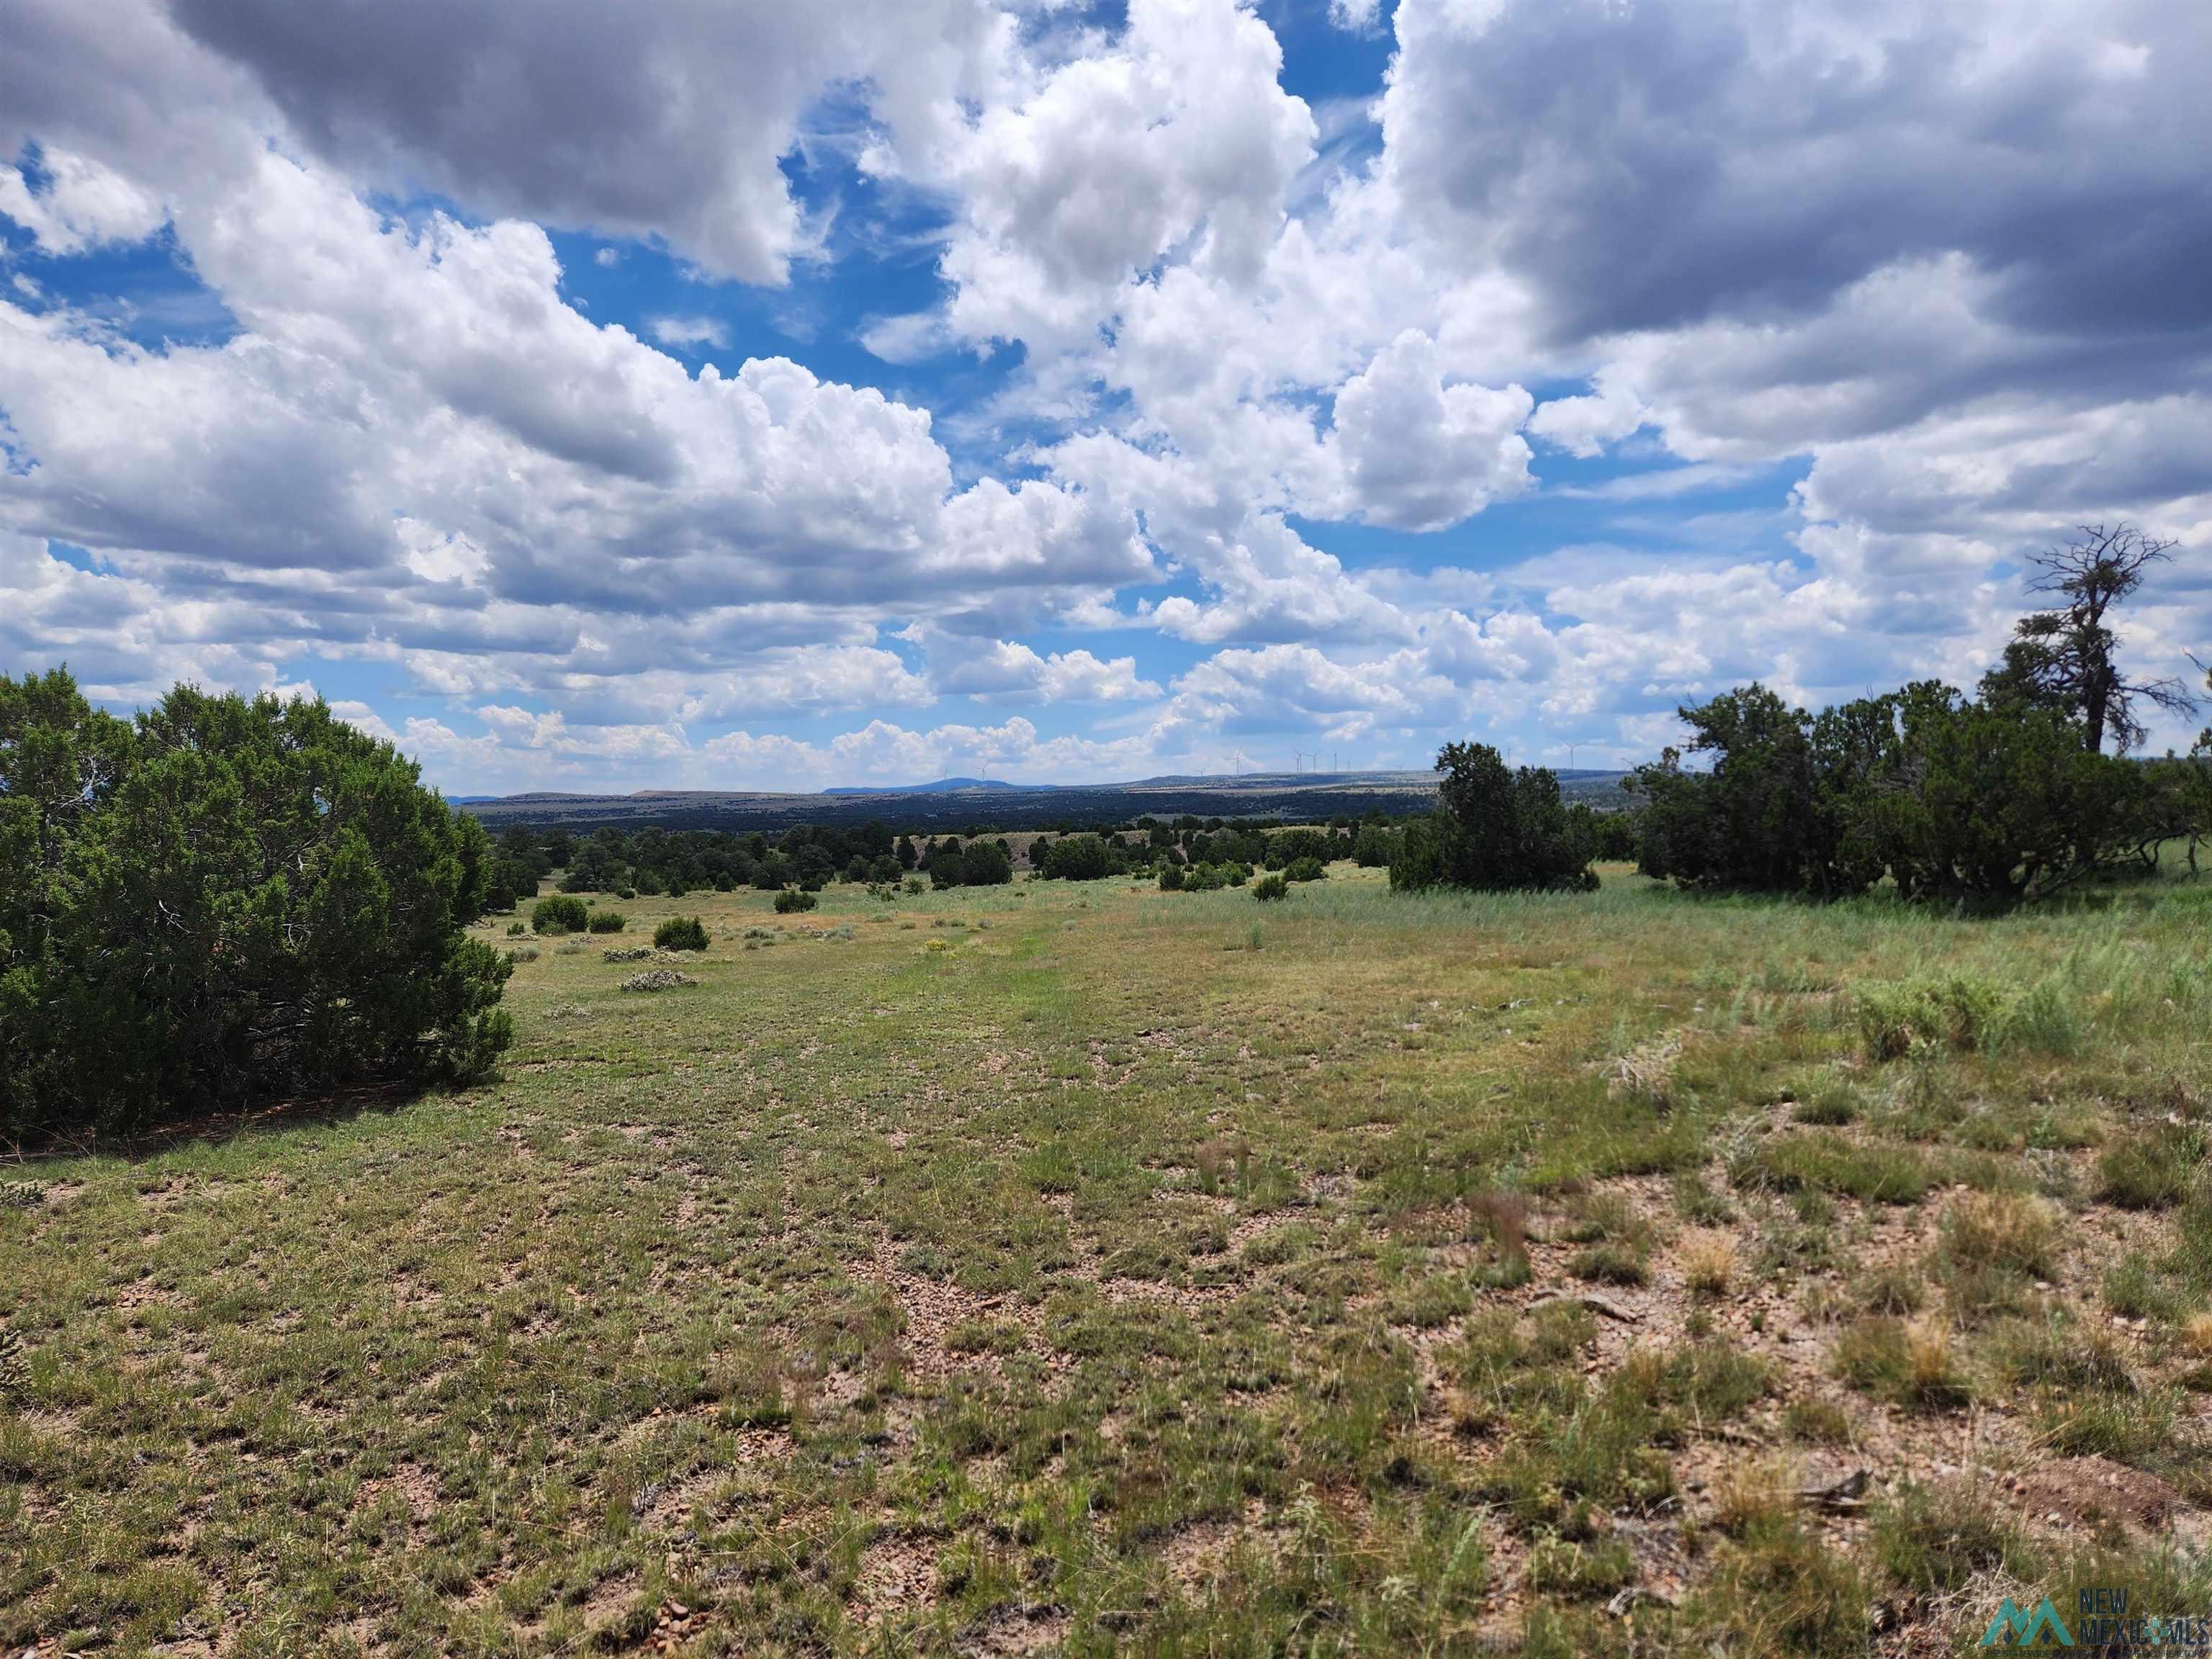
[772,889,817,914]
[531,895,590,935]
[655,914,711,949]
[585,909,626,935]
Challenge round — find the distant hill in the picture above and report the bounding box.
[822,777,1022,796]
[455,768,1637,834]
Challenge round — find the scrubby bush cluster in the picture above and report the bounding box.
[531,894,590,935]
[653,914,711,950]
[1180,861,1253,891]
[772,889,817,914]
[1632,680,2203,906]
[920,836,1012,888]
[1,669,511,1140]
[482,802,1443,898]
[1629,528,2208,906]
[510,819,923,897]
[1034,820,1370,886]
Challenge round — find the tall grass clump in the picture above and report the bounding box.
[1854,975,2005,1061]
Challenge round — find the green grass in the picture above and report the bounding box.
[4,862,2209,1653]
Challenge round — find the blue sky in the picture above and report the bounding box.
[4,0,2208,793]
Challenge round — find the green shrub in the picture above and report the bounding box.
[2101,1253,2182,1321]
[1035,833,1120,881]
[655,914,711,949]
[586,909,626,934]
[1284,855,1326,882]
[1157,863,1184,891]
[1,668,511,1138]
[1351,824,1400,867]
[772,889,817,915]
[1252,873,1290,902]
[531,895,590,935]
[1483,1373,1674,1528]
[1869,692,2148,905]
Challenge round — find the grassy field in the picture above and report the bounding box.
[5,865,2211,1655]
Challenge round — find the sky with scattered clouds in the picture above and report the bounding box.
[3,0,2208,793]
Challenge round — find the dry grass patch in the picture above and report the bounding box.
[1678,1230,1737,1300]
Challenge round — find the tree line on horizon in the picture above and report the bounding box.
[1395,526,2209,902]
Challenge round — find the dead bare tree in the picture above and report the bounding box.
[1980,523,2198,752]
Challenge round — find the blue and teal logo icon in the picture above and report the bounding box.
[1982,1598,2074,1647]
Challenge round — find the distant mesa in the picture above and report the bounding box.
[822,777,1022,796]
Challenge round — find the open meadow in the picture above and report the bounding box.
[6,865,2211,1655]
